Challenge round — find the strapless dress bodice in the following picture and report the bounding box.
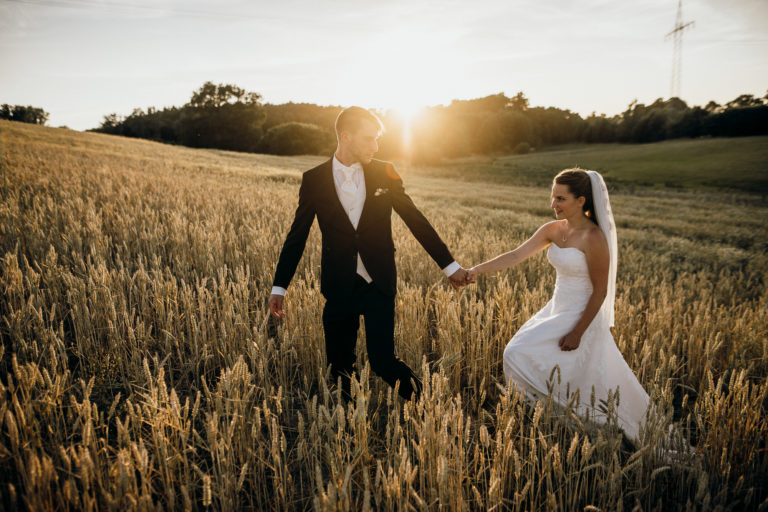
[547,244,593,309]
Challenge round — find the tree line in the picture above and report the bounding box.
[0,104,49,125]
[80,82,768,162]
[92,82,336,155]
[380,91,768,163]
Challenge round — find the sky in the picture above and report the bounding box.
[1,0,766,131]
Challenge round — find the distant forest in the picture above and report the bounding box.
[0,104,49,125]
[10,82,768,163]
[90,82,768,163]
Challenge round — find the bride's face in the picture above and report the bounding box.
[551,184,585,219]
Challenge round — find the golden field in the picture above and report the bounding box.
[0,119,766,511]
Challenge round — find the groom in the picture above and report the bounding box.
[268,106,470,401]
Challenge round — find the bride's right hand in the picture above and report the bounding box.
[466,268,478,283]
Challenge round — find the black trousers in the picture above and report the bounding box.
[322,276,421,401]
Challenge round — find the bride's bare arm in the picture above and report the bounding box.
[559,228,610,350]
[469,222,557,275]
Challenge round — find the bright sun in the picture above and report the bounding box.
[358,26,458,154]
[364,26,455,116]
[391,103,424,121]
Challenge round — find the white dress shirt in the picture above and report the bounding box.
[331,156,373,283]
[271,156,460,296]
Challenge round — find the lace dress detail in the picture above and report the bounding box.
[502,244,650,439]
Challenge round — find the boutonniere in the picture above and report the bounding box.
[374,187,389,196]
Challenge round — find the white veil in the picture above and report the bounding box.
[586,171,617,327]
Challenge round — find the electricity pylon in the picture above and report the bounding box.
[665,0,695,99]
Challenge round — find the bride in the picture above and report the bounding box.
[467,169,650,440]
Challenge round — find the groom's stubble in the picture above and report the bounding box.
[336,118,380,166]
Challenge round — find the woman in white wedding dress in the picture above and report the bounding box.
[468,169,650,440]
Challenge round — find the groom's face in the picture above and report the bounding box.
[344,119,380,164]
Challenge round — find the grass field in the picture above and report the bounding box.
[1,119,767,510]
[411,136,768,194]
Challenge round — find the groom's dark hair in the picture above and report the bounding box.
[335,107,384,140]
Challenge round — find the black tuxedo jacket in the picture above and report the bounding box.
[272,158,454,300]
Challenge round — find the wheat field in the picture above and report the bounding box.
[0,119,767,511]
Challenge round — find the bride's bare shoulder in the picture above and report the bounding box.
[537,220,563,241]
[585,224,608,252]
[540,220,564,233]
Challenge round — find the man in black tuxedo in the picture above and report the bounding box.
[269,107,470,401]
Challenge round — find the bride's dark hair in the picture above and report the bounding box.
[554,169,598,225]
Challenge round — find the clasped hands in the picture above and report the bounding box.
[270,267,478,319]
[448,267,477,290]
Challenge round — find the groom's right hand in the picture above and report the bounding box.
[268,294,285,318]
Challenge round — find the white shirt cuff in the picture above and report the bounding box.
[270,286,287,296]
[442,261,461,277]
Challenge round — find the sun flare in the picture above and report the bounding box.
[364,25,456,116]
[391,106,419,155]
[360,26,457,154]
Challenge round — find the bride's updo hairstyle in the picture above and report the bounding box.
[554,169,598,225]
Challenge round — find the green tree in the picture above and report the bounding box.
[704,101,721,113]
[507,91,529,111]
[256,122,334,155]
[98,113,122,133]
[188,82,262,108]
[725,94,764,109]
[178,82,266,152]
[0,104,49,125]
[478,110,533,152]
[447,93,509,114]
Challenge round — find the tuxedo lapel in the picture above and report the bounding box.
[320,159,356,233]
[357,163,377,232]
